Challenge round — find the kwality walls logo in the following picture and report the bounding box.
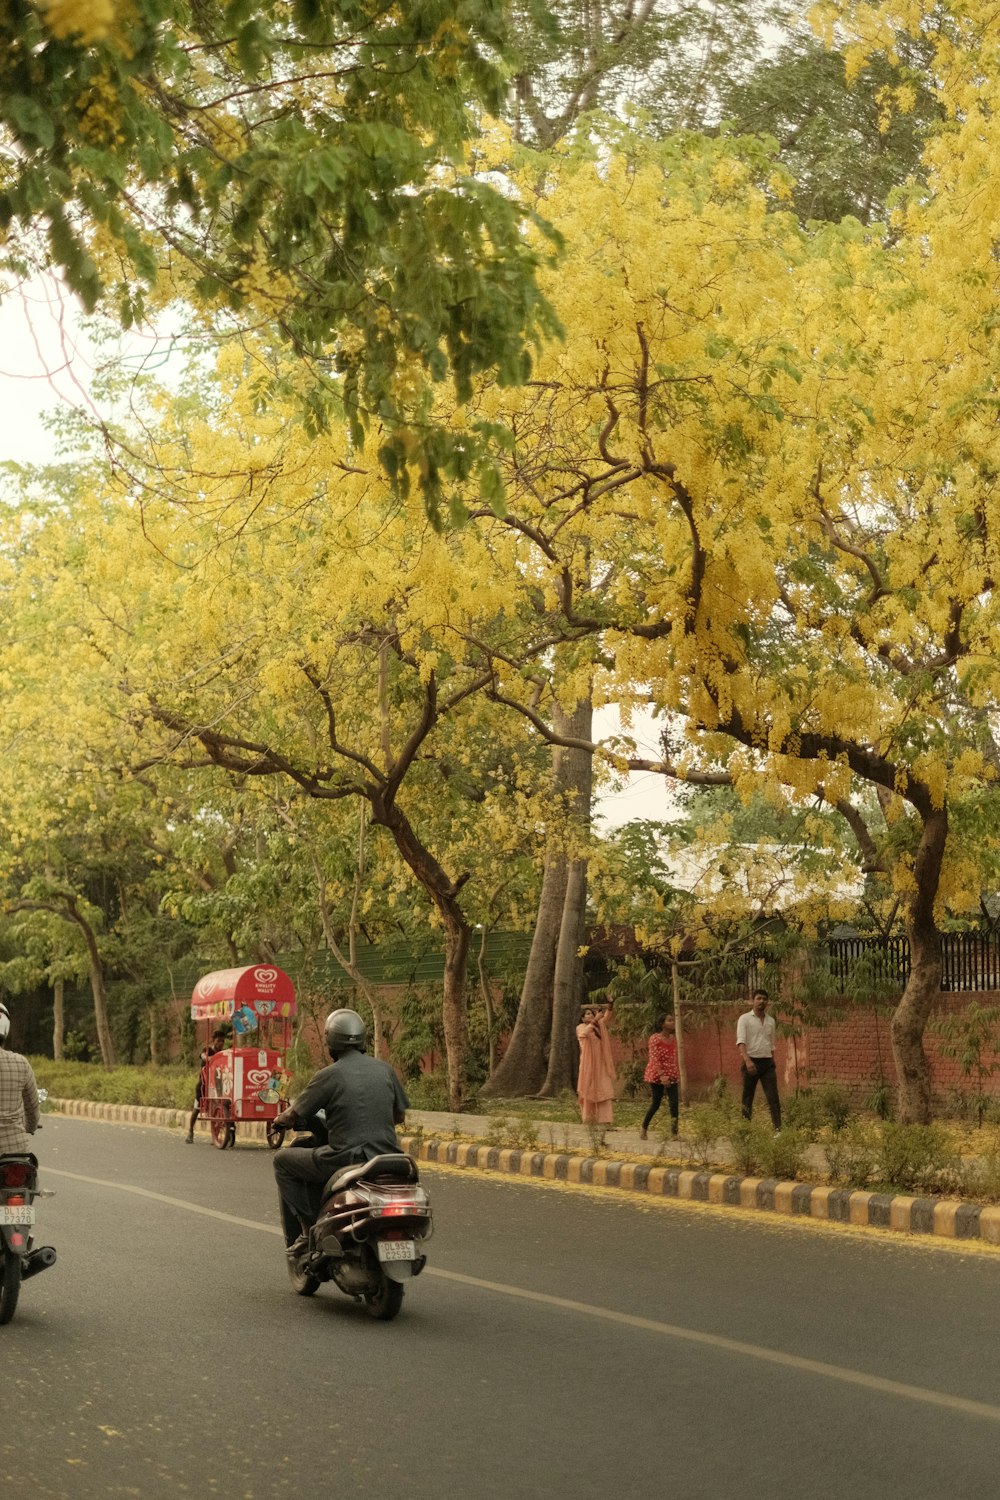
[254,967,279,992]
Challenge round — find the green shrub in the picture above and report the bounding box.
[728,1119,770,1177]
[30,1060,198,1112]
[814,1082,853,1133]
[402,1071,451,1112]
[760,1128,809,1181]
[783,1091,825,1135]
[825,1121,880,1189]
[877,1121,959,1195]
[683,1103,733,1170]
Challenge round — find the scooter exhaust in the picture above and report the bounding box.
[21,1246,57,1279]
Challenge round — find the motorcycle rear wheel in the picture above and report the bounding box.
[0,1247,22,1325]
[364,1271,404,1321]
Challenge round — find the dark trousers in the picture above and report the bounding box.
[273,1143,364,1242]
[642,1081,679,1134]
[741,1056,781,1129]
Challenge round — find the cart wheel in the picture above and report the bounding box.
[211,1116,236,1150]
[265,1122,285,1151]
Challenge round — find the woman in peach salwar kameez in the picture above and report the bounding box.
[576,1003,616,1125]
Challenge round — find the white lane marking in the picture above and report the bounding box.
[44,1166,285,1236]
[45,1165,1000,1423]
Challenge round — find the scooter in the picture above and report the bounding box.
[0,1098,57,1325]
[283,1145,432,1321]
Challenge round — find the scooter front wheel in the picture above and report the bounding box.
[0,1246,22,1325]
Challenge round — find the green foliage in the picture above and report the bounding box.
[783,1083,853,1134]
[0,0,558,514]
[31,1059,196,1111]
[931,1002,1000,1128]
[683,1101,736,1169]
[877,1122,960,1195]
[825,1120,882,1189]
[484,1113,540,1150]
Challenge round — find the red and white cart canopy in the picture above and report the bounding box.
[190,965,297,1021]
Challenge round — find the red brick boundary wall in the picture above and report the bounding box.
[637,992,1000,1101]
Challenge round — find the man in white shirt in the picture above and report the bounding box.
[736,990,781,1131]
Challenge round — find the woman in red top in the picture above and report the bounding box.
[640,1014,679,1140]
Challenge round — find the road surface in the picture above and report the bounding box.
[3,1115,999,1499]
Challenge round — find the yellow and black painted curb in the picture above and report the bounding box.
[48,1099,1000,1246]
[397,1134,1000,1247]
[50,1096,274,1144]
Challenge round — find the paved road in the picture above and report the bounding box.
[4,1117,1000,1499]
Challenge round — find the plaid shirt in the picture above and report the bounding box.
[0,1048,40,1154]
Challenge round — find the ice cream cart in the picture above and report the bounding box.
[190,965,296,1150]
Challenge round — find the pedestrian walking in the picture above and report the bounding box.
[737,989,781,1130]
[640,1014,679,1140]
[576,1002,616,1127]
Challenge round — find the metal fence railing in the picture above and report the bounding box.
[826,933,1000,993]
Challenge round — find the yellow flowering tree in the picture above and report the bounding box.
[456,120,1000,1123]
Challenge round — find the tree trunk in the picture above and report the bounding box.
[52,977,65,1062]
[672,961,688,1107]
[81,925,115,1068]
[538,697,593,1097]
[372,793,471,1111]
[538,856,588,1096]
[440,911,471,1112]
[148,1006,159,1066]
[480,851,568,1098]
[890,806,948,1124]
[476,925,499,1076]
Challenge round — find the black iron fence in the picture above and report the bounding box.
[826,933,1000,993]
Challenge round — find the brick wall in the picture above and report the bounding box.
[659,991,1000,1101]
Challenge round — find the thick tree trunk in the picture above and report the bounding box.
[890,806,948,1124]
[52,977,65,1062]
[480,852,568,1098]
[485,695,593,1100]
[538,857,588,1096]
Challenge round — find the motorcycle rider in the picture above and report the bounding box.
[0,1003,41,1155]
[272,1008,409,1254]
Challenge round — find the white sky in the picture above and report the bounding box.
[0,276,668,827]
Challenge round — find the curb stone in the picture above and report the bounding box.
[395,1134,1000,1246]
[46,1099,1000,1245]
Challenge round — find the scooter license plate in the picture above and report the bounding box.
[377,1239,415,1262]
[0,1206,34,1225]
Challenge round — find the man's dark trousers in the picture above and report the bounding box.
[275,1142,366,1241]
[741,1057,781,1129]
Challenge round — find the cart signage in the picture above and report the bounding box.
[190,965,297,1020]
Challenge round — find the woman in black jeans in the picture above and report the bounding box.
[640,1014,680,1140]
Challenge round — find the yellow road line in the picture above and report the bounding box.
[44,1164,1000,1423]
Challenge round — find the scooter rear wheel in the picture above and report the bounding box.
[364,1271,404,1321]
[287,1257,320,1297]
[0,1247,22,1326]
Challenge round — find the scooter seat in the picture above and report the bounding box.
[323,1152,419,1196]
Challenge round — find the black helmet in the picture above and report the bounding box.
[324,1008,368,1058]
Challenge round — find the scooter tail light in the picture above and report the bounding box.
[0,1164,29,1189]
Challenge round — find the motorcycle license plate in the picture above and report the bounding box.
[377,1239,416,1262]
[0,1206,34,1224]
